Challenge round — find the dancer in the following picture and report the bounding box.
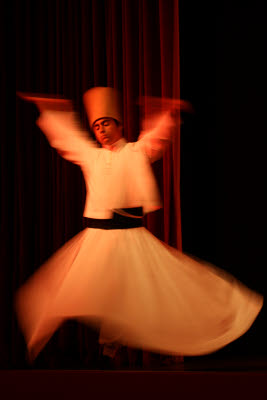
[16,87,263,363]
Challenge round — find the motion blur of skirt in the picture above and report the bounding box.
[15,224,263,361]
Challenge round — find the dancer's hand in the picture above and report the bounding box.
[34,98,73,113]
[17,92,73,113]
[137,95,193,115]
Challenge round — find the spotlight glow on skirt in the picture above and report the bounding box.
[15,227,263,361]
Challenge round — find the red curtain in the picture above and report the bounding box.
[12,0,182,368]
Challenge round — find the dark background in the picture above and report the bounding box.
[1,1,266,368]
[179,1,267,364]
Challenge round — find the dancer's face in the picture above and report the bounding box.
[92,118,122,146]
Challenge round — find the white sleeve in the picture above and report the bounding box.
[135,111,177,163]
[36,110,97,165]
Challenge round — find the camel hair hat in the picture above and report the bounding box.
[83,87,123,128]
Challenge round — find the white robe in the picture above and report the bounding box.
[34,110,176,218]
[15,111,263,361]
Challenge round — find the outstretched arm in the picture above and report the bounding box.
[36,110,96,165]
[17,93,96,165]
[136,110,178,163]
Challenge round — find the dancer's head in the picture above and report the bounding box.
[83,87,123,145]
[91,117,122,146]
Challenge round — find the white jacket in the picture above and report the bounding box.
[37,111,176,218]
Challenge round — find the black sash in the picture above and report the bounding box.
[83,207,143,230]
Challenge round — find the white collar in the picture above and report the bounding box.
[103,137,127,152]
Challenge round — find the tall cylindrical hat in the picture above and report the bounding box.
[83,87,123,128]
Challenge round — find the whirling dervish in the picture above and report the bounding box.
[15,87,263,362]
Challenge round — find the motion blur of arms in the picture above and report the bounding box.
[17,92,97,165]
[136,96,192,162]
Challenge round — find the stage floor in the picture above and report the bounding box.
[1,368,266,400]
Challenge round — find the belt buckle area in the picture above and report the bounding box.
[113,208,143,219]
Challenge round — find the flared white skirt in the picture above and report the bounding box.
[15,227,263,361]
